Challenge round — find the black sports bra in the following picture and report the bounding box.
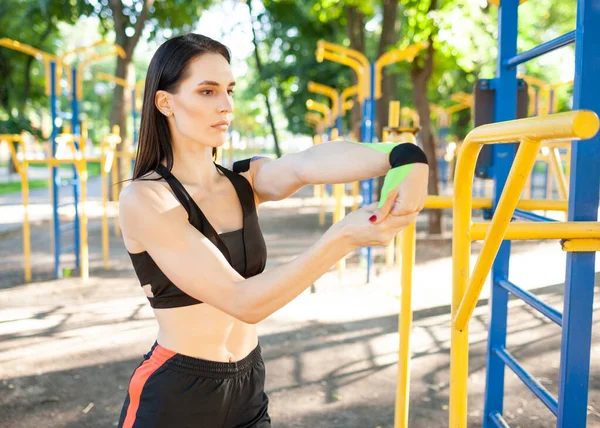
[127,159,268,309]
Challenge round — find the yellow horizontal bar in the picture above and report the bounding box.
[0,134,23,143]
[550,80,573,90]
[518,73,550,90]
[0,38,57,60]
[561,239,600,252]
[97,72,129,88]
[318,50,368,101]
[308,82,339,117]
[77,47,127,99]
[374,43,428,99]
[450,92,473,105]
[341,85,358,102]
[517,199,568,211]
[306,99,332,126]
[470,222,600,241]
[25,159,82,166]
[424,195,567,211]
[424,195,490,209]
[317,40,369,70]
[114,152,136,159]
[463,110,599,144]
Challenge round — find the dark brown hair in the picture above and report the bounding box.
[132,33,231,180]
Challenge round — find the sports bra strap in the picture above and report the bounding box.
[155,164,195,220]
[214,163,257,216]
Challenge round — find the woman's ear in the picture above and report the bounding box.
[155,90,173,117]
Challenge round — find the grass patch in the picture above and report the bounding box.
[0,179,48,195]
[0,162,101,195]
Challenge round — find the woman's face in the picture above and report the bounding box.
[157,53,235,149]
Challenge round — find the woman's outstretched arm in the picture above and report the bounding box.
[251,141,392,203]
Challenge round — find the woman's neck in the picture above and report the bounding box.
[169,137,219,191]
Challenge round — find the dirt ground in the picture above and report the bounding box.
[1,186,599,428]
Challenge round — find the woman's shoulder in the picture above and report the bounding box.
[119,172,172,217]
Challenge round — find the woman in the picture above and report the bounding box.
[118,33,428,428]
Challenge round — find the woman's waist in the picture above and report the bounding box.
[155,315,258,362]
[147,339,263,379]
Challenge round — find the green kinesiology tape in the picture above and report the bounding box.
[352,142,428,209]
[377,164,414,208]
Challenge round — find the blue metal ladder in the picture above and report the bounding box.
[49,61,81,279]
[483,0,599,426]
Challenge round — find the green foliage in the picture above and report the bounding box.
[252,0,354,135]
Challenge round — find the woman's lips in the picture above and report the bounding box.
[211,121,229,131]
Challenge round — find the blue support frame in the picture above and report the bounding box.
[482,1,519,425]
[71,67,81,271]
[360,62,376,283]
[50,61,61,279]
[483,0,599,426]
[557,0,600,425]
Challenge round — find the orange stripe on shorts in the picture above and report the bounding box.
[122,345,176,428]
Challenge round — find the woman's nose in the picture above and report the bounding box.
[218,93,234,113]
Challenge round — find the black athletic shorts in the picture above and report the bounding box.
[118,342,271,427]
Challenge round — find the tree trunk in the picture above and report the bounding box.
[376,0,399,141]
[375,0,400,198]
[248,0,282,158]
[109,51,130,199]
[108,0,152,198]
[411,41,442,234]
[346,5,365,141]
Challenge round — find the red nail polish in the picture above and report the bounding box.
[369,215,377,223]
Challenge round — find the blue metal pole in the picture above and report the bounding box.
[438,126,449,191]
[50,61,61,279]
[71,67,81,271]
[505,30,575,68]
[132,88,138,147]
[557,0,600,425]
[530,161,537,197]
[359,67,373,282]
[542,162,549,198]
[365,62,376,283]
[483,1,519,426]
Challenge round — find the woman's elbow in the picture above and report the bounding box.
[236,305,267,325]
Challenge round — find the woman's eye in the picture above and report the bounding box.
[200,90,213,95]
[227,90,235,95]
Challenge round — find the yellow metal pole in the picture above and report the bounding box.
[317,40,370,99]
[454,138,541,331]
[352,181,360,211]
[374,43,428,99]
[333,182,346,280]
[450,174,471,428]
[307,99,333,128]
[308,81,339,125]
[102,150,110,270]
[22,163,31,282]
[449,110,599,428]
[385,101,401,267]
[562,239,600,252]
[76,157,89,282]
[0,39,57,96]
[546,159,554,199]
[548,148,568,199]
[394,220,415,428]
[470,221,600,241]
[317,49,367,103]
[75,47,126,100]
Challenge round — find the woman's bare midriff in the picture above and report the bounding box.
[153,303,258,363]
[124,170,261,364]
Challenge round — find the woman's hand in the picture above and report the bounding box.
[333,202,419,251]
[371,163,429,224]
